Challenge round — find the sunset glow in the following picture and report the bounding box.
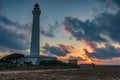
[0,0,120,65]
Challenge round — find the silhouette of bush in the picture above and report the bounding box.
[0,61,16,69]
[39,60,67,66]
[39,60,79,68]
[24,61,33,66]
[2,53,24,64]
[67,63,79,68]
[0,53,24,69]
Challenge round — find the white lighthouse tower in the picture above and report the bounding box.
[17,3,57,65]
[30,3,41,57]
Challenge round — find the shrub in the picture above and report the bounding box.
[39,60,79,68]
[67,63,80,68]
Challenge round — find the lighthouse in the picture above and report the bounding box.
[30,3,41,57]
[17,3,57,65]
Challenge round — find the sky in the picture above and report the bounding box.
[1,0,120,65]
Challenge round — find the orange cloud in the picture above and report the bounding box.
[57,45,93,64]
[83,40,95,53]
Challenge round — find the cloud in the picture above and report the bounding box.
[93,11,120,43]
[99,0,120,8]
[0,14,31,52]
[114,0,120,7]
[63,13,120,59]
[84,40,97,49]
[0,14,17,26]
[40,26,54,38]
[63,8,120,43]
[69,56,87,61]
[41,21,60,38]
[63,17,107,42]
[85,44,120,59]
[49,0,120,60]
[27,0,120,62]
[77,1,120,60]
[62,0,120,43]
[41,43,73,56]
[97,0,120,15]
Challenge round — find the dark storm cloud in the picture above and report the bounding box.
[85,44,120,59]
[93,11,120,43]
[63,9,120,43]
[63,14,120,59]
[0,14,31,51]
[42,43,71,56]
[62,0,120,43]
[63,17,106,42]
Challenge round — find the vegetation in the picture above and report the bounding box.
[2,53,24,64]
[39,60,79,68]
[24,61,33,66]
[67,63,80,68]
[0,54,79,69]
[0,53,24,69]
[0,59,16,68]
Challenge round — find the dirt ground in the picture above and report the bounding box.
[0,66,120,80]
